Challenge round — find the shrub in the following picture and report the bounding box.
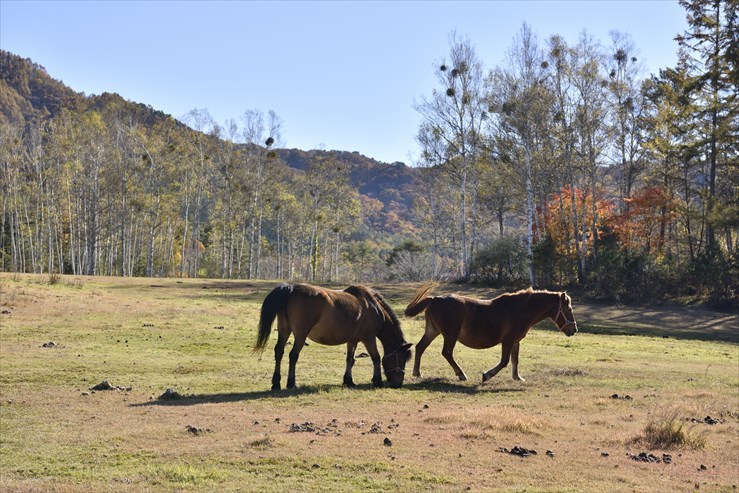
[634,410,706,450]
[470,235,528,287]
[386,250,447,282]
[683,246,738,307]
[588,227,676,303]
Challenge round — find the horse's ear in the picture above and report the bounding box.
[401,342,413,361]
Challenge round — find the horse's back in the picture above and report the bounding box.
[426,294,477,330]
[427,294,509,349]
[280,284,333,328]
[285,284,373,344]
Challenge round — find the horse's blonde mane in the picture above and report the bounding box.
[496,287,569,301]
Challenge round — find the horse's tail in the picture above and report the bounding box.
[254,283,293,354]
[404,283,436,317]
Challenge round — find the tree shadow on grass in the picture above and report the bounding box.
[579,322,738,343]
[130,379,521,407]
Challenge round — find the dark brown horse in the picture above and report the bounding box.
[255,283,412,390]
[405,285,578,383]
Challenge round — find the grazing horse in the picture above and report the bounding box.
[255,283,412,390]
[404,285,578,383]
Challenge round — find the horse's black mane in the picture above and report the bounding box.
[372,290,402,331]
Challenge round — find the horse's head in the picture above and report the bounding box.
[382,342,413,388]
[370,289,413,388]
[554,292,578,337]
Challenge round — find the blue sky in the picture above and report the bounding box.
[1,0,686,164]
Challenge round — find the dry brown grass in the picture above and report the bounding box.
[0,274,737,492]
[634,409,708,450]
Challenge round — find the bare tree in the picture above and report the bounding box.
[180,108,216,278]
[415,31,487,279]
[606,31,649,214]
[487,23,553,285]
[240,109,284,279]
[571,32,609,279]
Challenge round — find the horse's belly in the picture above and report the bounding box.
[307,324,355,346]
[457,327,501,349]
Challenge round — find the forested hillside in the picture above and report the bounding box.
[0,51,80,125]
[0,51,422,283]
[1,0,737,306]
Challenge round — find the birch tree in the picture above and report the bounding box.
[415,31,487,279]
[570,32,609,281]
[487,23,553,285]
[240,109,284,279]
[606,31,649,214]
[180,108,216,278]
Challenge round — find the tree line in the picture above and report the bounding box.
[0,94,373,283]
[414,0,736,304]
[1,0,737,305]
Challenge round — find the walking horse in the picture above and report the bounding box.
[404,285,578,382]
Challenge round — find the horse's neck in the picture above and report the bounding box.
[377,323,404,353]
[526,293,558,326]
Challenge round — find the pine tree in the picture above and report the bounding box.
[676,0,738,252]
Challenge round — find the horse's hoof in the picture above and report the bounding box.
[513,376,526,382]
[271,384,281,391]
[372,379,384,388]
[481,373,489,383]
[343,380,356,388]
[458,373,468,382]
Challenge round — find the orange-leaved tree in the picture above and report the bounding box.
[608,185,678,258]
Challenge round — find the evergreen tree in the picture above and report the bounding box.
[676,0,738,252]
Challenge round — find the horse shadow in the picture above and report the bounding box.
[129,379,522,407]
[129,385,324,407]
[403,377,526,395]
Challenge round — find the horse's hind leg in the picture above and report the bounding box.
[286,332,307,389]
[441,335,468,381]
[343,341,358,388]
[510,341,525,381]
[271,322,290,391]
[482,340,513,383]
[413,316,440,378]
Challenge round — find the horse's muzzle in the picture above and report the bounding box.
[564,323,578,337]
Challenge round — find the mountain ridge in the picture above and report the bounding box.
[0,49,418,235]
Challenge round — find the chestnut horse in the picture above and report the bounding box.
[255,283,412,390]
[405,285,578,383]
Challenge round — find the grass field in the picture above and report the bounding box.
[1,274,737,492]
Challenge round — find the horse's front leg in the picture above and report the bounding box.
[363,338,383,387]
[441,334,467,381]
[287,333,307,389]
[413,316,440,378]
[343,341,358,388]
[510,341,525,381]
[482,340,513,383]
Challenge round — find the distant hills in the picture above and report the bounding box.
[0,50,418,237]
[0,50,81,124]
[278,148,417,221]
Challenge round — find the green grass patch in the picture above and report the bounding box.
[1,275,737,493]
